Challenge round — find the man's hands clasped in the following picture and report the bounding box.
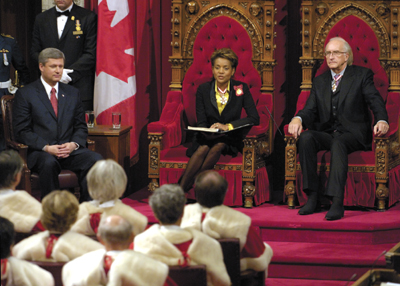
[45,142,76,158]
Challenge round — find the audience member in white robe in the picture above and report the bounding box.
[1,216,54,286]
[134,184,231,286]
[63,214,176,286]
[13,190,103,262]
[71,159,147,236]
[181,170,273,275]
[0,150,43,233]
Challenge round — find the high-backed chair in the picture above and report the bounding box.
[1,95,95,196]
[148,1,276,207]
[284,2,400,210]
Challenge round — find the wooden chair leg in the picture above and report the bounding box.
[285,181,296,209]
[243,182,255,208]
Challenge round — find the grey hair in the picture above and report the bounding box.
[326,37,353,66]
[38,48,65,65]
[0,150,24,189]
[149,184,186,224]
[97,215,133,244]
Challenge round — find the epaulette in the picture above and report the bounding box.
[0,33,14,39]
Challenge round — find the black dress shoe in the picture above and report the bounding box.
[298,191,321,215]
[325,199,344,220]
[298,200,321,215]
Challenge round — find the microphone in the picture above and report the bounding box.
[344,273,357,286]
[265,106,283,137]
[368,250,387,286]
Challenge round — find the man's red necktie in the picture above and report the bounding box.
[50,87,58,117]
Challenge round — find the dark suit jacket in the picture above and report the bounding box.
[31,4,97,101]
[296,65,388,150]
[187,79,259,157]
[13,79,88,168]
[196,79,260,128]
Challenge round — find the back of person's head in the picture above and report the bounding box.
[0,150,24,190]
[194,170,228,208]
[41,190,79,234]
[97,215,133,248]
[38,48,65,65]
[149,184,186,225]
[87,159,127,203]
[0,216,15,259]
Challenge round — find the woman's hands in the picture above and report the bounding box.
[210,122,229,131]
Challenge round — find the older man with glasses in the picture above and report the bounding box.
[288,37,389,220]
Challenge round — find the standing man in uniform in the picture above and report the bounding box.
[0,33,30,151]
[31,0,97,111]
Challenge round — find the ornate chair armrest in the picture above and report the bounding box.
[6,140,31,194]
[6,140,29,163]
[148,91,185,149]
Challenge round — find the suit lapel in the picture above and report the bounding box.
[36,80,57,120]
[50,8,60,42]
[322,71,332,115]
[209,81,218,111]
[57,84,67,120]
[337,66,354,109]
[59,12,75,42]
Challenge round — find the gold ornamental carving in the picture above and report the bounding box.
[243,149,253,173]
[148,179,159,192]
[313,4,390,58]
[376,150,387,176]
[243,183,255,196]
[149,146,159,170]
[376,184,389,199]
[286,148,296,174]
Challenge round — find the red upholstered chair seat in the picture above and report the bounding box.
[148,15,273,207]
[284,14,400,210]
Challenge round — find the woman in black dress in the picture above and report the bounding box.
[179,48,260,193]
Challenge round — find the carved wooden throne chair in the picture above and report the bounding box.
[148,1,276,207]
[284,1,400,211]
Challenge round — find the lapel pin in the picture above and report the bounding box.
[62,94,65,97]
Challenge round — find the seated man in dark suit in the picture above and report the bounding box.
[12,47,102,201]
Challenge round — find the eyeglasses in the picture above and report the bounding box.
[324,51,347,57]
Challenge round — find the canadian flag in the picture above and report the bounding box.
[94,0,137,157]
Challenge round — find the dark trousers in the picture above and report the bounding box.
[29,149,103,201]
[298,130,363,198]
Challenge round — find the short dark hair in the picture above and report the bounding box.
[0,150,24,189]
[211,48,238,69]
[0,216,15,259]
[194,170,228,208]
[149,184,186,224]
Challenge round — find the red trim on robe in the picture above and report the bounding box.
[164,276,179,286]
[31,220,45,232]
[1,258,7,276]
[45,234,60,259]
[174,240,192,267]
[90,213,102,234]
[240,225,265,259]
[103,254,113,276]
[1,258,7,286]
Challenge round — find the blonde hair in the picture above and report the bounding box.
[87,159,127,203]
[41,190,79,233]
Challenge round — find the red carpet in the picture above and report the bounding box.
[122,193,400,285]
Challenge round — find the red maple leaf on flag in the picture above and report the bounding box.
[96,0,135,83]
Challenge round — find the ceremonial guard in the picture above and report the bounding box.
[0,33,30,151]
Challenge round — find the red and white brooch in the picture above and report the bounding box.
[234,84,243,96]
